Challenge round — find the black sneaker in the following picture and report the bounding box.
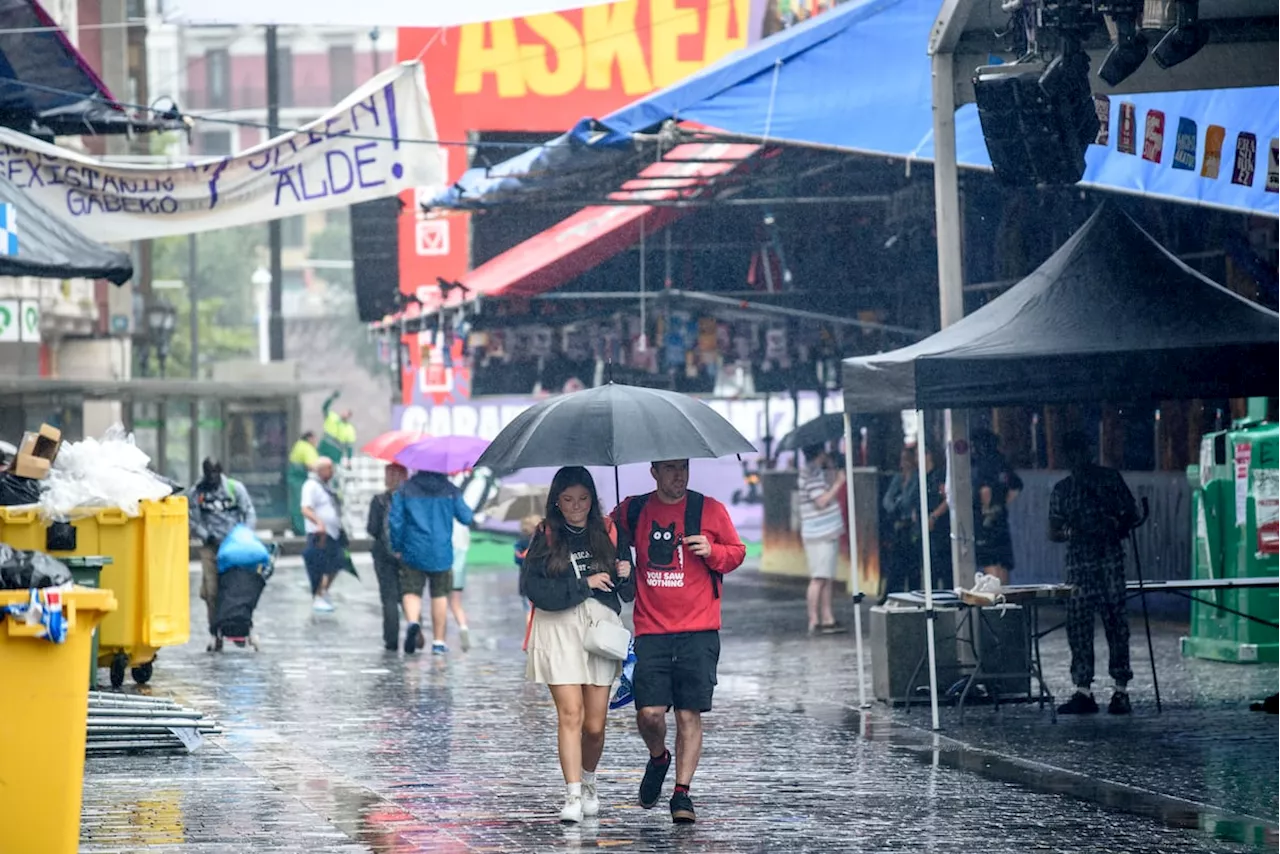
[404,623,422,655]
[638,752,671,809]
[1057,692,1100,715]
[1108,691,1132,715]
[670,790,696,824]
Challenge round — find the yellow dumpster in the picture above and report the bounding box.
[0,586,117,854]
[0,496,190,688]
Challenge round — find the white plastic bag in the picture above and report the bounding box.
[39,424,173,518]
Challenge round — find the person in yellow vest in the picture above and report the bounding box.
[288,431,321,535]
[318,392,357,463]
[290,431,320,468]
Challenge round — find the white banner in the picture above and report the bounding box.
[0,61,442,243]
[164,0,612,27]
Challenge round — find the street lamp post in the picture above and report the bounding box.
[252,266,272,365]
[145,299,178,378]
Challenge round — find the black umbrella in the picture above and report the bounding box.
[474,383,756,473]
[774,412,848,453]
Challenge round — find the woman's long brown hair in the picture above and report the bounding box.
[526,466,616,576]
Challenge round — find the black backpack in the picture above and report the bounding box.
[622,490,722,599]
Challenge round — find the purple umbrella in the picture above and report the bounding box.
[394,436,491,475]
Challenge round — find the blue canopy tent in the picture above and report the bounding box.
[434,0,1279,217]
[0,0,185,137]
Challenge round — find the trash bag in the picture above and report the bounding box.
[217,524,271,573]
[38,424,172,518]
[0,544,72,589]
[0,473,40,506]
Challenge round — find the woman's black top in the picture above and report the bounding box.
[520,524,635,614]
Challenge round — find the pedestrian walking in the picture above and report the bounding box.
[614,459,746,824]
[301,458,346,613]
[1049,430,1139,715]
[448,465,501,651]
[188,458,257,650]
[972,429,1023,584]
[367,463,408,651]
[389,468,474,655]
[521,467,633,823]
[797,444,846,634]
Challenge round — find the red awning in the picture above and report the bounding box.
[402,141,760,318]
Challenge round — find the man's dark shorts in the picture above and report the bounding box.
[399,566,454,599]
[633,630,720,712]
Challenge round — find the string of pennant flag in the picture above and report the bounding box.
[1095,95,1279,192]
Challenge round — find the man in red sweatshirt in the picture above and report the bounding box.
[614,459,746,825]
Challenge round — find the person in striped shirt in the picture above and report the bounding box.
[799,445,847,634]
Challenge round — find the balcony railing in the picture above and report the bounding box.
[181,83,343,112]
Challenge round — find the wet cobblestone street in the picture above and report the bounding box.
[80,556,1277,853]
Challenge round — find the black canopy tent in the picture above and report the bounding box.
[0,170,132,284]
[840,203,1279,729]
[843,205,1278,414]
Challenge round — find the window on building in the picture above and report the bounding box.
[329,45,355,102]
[198,130,233,156]
[206,48,229,109]
[277,47,294,108]
[282,215,306,247]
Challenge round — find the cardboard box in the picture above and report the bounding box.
[12,424,61,480]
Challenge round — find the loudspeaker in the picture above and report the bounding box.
[974,56,1100,187]
[350,197,402,323]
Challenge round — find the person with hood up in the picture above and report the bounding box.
[188,458,257,649]
[389,467,474,655]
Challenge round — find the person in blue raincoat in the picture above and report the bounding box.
[389,469,473,655]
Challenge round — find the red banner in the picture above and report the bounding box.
[394,0,758,301]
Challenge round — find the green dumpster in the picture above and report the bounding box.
[1182,403,1279,663]
[63,556,113,688]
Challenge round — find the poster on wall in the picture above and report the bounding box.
[1235,442,1252,526]
[1256,469,1278,555]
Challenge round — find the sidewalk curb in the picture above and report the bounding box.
[850,705,1278,848]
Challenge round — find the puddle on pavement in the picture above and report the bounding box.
[849,710,1278,850]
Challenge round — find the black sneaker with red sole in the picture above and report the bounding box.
[638,753,671,809]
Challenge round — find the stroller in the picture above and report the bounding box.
[211,539,277,652]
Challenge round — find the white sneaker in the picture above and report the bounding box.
[459,626,472,651]
[581,780,599,817]
[312,598,335,613]
[560,793,583,823]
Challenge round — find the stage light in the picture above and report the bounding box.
[1152,0,1209,68]
[1096,0,1149,85]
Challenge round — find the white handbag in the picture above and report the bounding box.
[572,553,632,661]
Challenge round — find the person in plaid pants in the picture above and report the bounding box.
[1049,431,1139,716]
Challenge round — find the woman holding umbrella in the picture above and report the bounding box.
[521,467,634,824]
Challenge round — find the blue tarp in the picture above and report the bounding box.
[437,0,1279,217]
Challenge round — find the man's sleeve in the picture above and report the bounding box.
[236,481,257,531]
[367,495,385,540]
[703,499,746,574]
[299,481,316,512]
[1048,480,1067,528]
[186,488,208,541]
[611,498,633,556]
